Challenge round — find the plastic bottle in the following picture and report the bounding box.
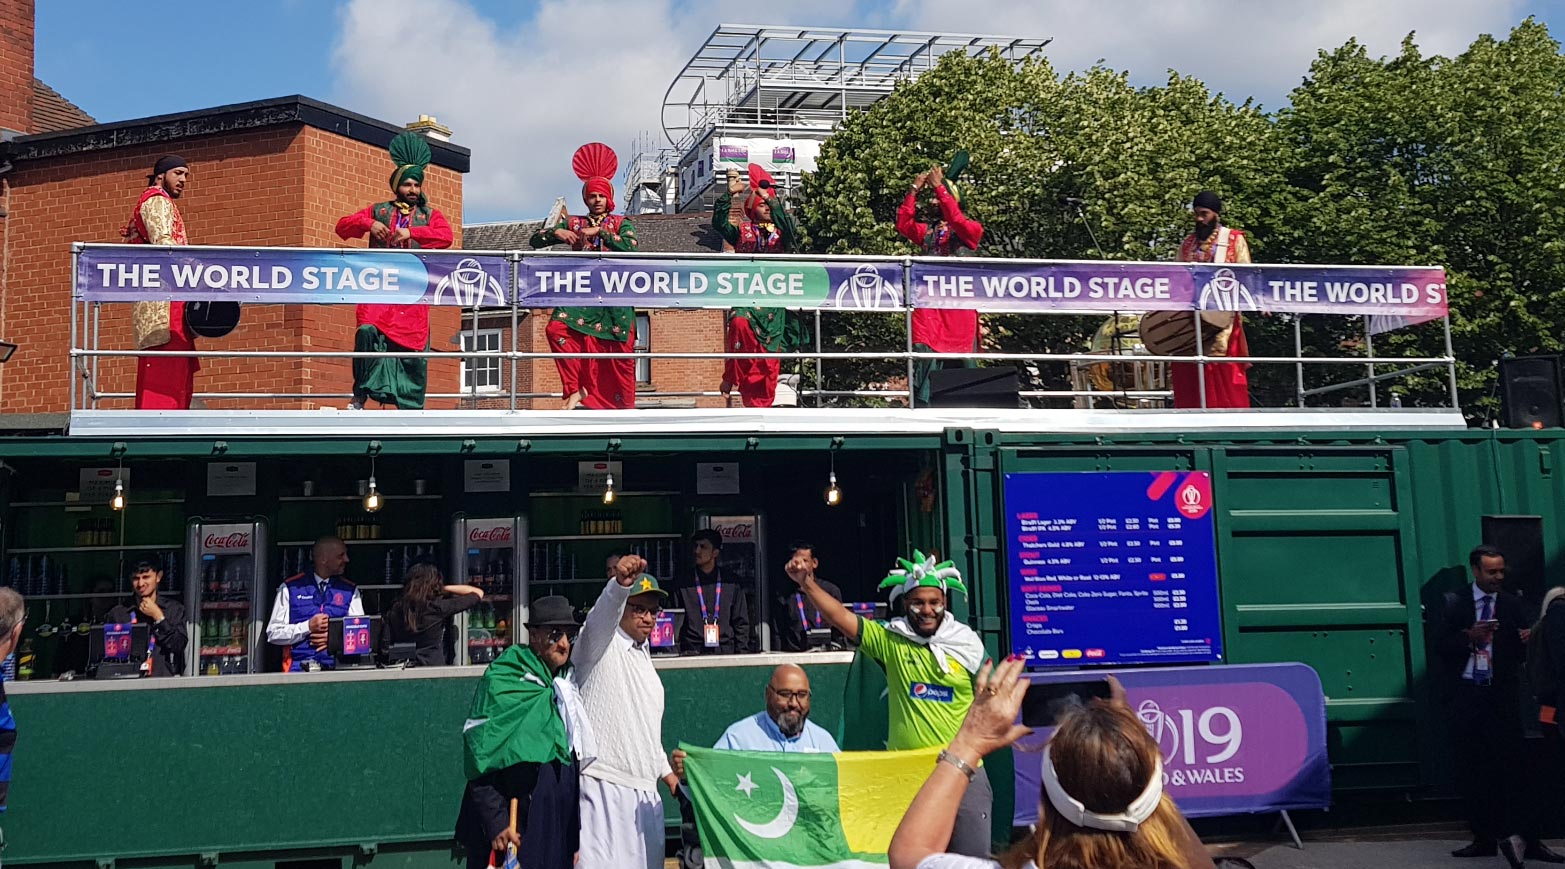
[1,653,14,681]
[16,639,34,681]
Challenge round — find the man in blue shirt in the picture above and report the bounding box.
[671,664,838,869]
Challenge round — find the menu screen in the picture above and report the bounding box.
[1004,471,1222,667]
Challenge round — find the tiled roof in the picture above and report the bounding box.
[462,212,724,254]
[30,79,94,134]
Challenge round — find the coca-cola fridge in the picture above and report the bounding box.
[186,518,268,676]
[450,515,526,666]
[694,513,769,650]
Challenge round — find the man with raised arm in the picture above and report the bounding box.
[334,132,454,410]
[896,156,985,405]
[788,549,992,857]
[572,554,679,868]
[712,165,808,407]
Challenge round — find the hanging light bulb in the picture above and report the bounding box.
[602,469,617,505]
[824,448,842,506]
[110,478,126,512]
[362,451,382,512]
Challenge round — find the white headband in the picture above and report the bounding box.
[1040,745,1164,833]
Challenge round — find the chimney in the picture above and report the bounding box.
[0,0,36,137]
[405,114,451,142]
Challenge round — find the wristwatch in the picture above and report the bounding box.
[937,748,977,781]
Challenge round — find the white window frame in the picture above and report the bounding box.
[460,328,504,393]
[635,312,652,384]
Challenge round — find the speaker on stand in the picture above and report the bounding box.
[1497,355,1564,429]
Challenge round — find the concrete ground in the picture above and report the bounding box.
[1209,824,1563,869]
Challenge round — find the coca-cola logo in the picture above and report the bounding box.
[204,532,251,550]
[718,522,754,541]
[468,525,512,544]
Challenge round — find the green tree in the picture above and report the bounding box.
[1271,18,1565,416]
[799,51,1289,403]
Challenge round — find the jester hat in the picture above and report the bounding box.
[573,143,618,212]
[388,132,432,206]
[743,162,777,223]
[878,549,968,603]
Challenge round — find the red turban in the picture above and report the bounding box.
[582,177,615,212]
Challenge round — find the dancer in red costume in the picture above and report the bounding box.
[335,132,454,409]
[896,156,985,405]
[1171,190,1252,409]
[123,155,197,409]
[530,143,638,410]
[712,165,808,407]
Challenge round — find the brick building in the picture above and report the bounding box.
[0,2,471,413]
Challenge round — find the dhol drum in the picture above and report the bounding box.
[1139,309,1236,358]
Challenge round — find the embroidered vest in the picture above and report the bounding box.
[370,202,433,249]
[565,214,625,252]
[737,221,784,254]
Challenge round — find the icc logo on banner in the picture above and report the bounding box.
[434,258,506,307]
[1196,268,1259,312]
[833,264,901,309]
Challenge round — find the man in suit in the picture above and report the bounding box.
[1435,545,1564,867]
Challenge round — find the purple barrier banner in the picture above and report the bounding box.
[913,260,1447,332]
[517,257,905,310]
[77,246,510,306]
[1012,663,1330,823]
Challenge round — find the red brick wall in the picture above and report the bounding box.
[0,0,34,135]
[0,123,467,412]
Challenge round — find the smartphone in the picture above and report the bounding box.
[1022,679,1113,728]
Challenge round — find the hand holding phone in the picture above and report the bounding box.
[1022,679,1113,728]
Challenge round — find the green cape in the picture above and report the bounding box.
[462,645,570,780]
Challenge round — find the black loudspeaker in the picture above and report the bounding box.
[1499,355,1564,428]
[1482,515,1545,605]
[927,367,1020,408]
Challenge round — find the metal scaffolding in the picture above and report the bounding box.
[642,24,1051,212]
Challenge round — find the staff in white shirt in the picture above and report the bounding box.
[573,554,679,869]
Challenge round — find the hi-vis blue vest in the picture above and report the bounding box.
[282,574,356,671]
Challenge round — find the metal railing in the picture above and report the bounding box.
[69,246,1459,413]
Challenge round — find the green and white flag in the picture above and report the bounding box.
[683,744,938,869]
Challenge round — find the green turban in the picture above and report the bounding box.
[388,132,432,204]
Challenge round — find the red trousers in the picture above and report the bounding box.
[1170,317,1250,408]
[546,319,636,410]
[724,316,779,408]
[135,306,199,409]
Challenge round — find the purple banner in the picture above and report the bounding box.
[518,258,904,310]
[718,144,749,162]
[772,146,796,164]
[77,246,509,306]
[914,261,1447,332]
[1013,663,1330,822]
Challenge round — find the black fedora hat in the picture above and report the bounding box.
[183,300,241,338]
[526,595,581,628]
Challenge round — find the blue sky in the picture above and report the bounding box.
[35,1,1565,222]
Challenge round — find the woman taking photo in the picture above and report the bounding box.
[381,562,484,666]
[888,657,1214,869]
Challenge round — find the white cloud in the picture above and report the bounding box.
[332,0,1532,222]
[898,0,1527,108]
[330,0,864,223]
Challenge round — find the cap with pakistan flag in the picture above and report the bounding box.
[682,743,939,866]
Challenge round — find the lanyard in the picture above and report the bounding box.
[696,582,722,624]
[796,594,823,629]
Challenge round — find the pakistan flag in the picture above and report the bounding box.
[683,744,939,868]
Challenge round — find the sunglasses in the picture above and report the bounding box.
[531,626,579,643]
[628,603,663,617]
